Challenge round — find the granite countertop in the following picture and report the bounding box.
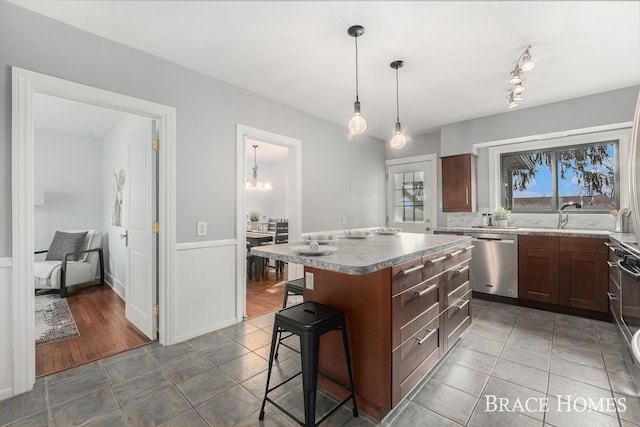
[250,232,471,275]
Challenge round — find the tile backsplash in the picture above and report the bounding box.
[445,212,634,233]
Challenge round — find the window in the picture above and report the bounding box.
[392,172,424,222]
[501,140,618,212]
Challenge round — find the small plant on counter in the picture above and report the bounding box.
[248,208,262,222]
[492,206,511,221]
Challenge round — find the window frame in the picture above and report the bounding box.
[500,140,620,213]
[487,128,630,213]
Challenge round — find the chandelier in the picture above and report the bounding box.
[246,144,272,191]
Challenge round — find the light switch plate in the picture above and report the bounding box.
[196,221,207,237]
[305,272,314,290]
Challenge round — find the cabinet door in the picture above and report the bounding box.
[519,240,559,303]
[559,238,608,312]
[442,154,475,212]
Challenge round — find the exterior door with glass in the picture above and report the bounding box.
[386,158,436,234]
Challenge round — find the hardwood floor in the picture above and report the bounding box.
[36,285,152,378]
[246,264,288,318]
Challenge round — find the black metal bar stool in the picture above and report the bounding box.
[259,301,358,427]
[274,278,305,359]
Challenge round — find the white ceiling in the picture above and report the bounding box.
[15,1,640,141]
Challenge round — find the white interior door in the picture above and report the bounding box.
[125,123,157,339]
[387,159,436,234]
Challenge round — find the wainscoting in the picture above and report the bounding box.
[0,258,14,399]
[174,240,237,343]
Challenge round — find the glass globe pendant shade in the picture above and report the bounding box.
[390,122,406,150]
[348,101,366,135]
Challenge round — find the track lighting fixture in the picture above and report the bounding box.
[507,45,535,109]
[347,25,366,135]
[389,60,407,150]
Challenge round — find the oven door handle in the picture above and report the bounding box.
[618,260,640,279]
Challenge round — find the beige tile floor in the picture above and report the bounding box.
[2,299,639,426]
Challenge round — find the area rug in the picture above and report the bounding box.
[35,294,80,346]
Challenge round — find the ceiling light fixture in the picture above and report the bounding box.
[507,45,535,109]
[347,25,366,135]
[246,144,272,191]
[389,60,407,150]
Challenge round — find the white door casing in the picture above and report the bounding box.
[125,124,157,339]
[236,125,302,320]
[386,154,438,234]
[11,67,176,396]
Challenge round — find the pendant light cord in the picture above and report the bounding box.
[354,35,360,102]
[395,67,400,123]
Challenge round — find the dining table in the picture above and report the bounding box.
[246,231,276,280]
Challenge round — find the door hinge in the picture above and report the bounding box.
[152,304,159,316]
[152,222,160,234]
[152,139,160,150]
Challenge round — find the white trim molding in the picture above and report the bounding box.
[0,258,12,268]
[11,67,177,396]
[385,153,439,233]
[236,124,302,320]
[487,127,631,211]
[176,239,237,251]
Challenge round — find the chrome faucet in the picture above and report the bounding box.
[557,201,582,229]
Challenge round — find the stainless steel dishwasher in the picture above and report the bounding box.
[467,232,518,298]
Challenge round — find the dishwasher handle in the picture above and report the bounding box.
[471,237,516,244]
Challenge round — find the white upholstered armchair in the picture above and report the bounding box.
[34,230,104,297]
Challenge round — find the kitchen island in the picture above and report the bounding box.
[251,232,473,421]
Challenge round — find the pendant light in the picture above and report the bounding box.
[389,60,406,150]
[347,25,366,135]
[246,145,272,191]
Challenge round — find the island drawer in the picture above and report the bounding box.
[393,274,440,322]
[395,340,441,406]
[392,258,425,294]
[422,252,446,280]
[393,299,439,350]
[443,244,473,271]
[443,260,470,296]
[445,280,470,309]
[444,290,471,351]
[392,315,440,403]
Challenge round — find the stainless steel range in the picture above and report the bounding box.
[615,242,640,391]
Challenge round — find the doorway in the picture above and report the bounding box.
[32,94,155,377]
[12,67,176,395]
[386,154,438,234]
[236,125,302,320]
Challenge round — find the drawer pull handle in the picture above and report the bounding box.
[456,266,470,274]
[607,292,618,301]
[607,261,617,268]
[416,284,437,297]
[609,246,617,253]
[605,242,613,247]
[447,250,463,257]
[428,256,447,264]
[416,328,437,345]
[462,245,475,251]
[455,300,469,310]
[401,264,424,276]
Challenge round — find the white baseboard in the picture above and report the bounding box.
[173,317,237,344]
[0,387,14,400]
[105,273,125,301]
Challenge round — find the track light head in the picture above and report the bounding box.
[521,48,535,71]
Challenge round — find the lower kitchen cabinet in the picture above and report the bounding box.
[559,237,608,312]
[519,235,608,313]
[519,236,560,303]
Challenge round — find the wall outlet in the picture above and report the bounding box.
[342,216,347,225]
[305,272,314,290]
[196,221,207,237]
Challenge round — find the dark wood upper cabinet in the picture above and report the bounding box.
[441,154,476,212]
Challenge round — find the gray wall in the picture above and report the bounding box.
[34,129,103,251]
[0,1,387,256]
